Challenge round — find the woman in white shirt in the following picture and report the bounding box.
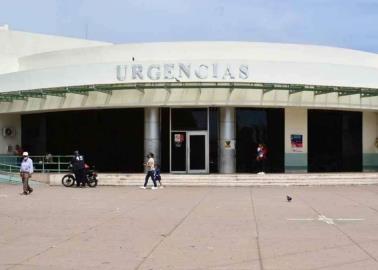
[141,153,158,189]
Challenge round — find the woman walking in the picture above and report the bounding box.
[141,153,158,190]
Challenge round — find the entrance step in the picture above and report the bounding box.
[49,173,378,186]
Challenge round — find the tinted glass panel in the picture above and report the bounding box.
[209,108,219,173]
[236,108,284,173]
[171,132,186,171]
[22,109,144,172]
[308,110,362,172]
[189,135,206,170]
[161,108,170,172]
[171,108,207,130]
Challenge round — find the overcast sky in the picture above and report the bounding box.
[0,0,377,53]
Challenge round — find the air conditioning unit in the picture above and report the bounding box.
[2,127,15,137]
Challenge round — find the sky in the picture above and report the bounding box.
[0,0,377,53]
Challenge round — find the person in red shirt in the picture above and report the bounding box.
[256,143,268,174]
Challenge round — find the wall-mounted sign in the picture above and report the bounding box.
[224,140,235,150]
[291,134,303,152]
[116,63,249,82]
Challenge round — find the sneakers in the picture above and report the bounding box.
[257,172,265,175]
[140,186,158,190]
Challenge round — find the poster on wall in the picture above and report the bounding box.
[291,134,303,152]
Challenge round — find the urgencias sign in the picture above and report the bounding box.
[116,63,249,81]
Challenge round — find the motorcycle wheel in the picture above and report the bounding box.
[87,177,98,188]
[62,175,75,187]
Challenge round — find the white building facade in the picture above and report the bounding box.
[1,27,378,173]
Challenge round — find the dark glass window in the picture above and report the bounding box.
[209,108,219,173]
[21,113,47,155]
[236,108,284,173]
[171,132,187,171]
[22,109,144,172]
[189,135,206,170]
[308,110,362,172]
[160,108,170,172]
[171,108,207,130]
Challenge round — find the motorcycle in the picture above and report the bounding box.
[62,164,98,187]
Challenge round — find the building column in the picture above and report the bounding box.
[284,108,308,172]
[362,111,378,171]
[144,108,160,168]
[0,114,21,154]
[219,107,236,173]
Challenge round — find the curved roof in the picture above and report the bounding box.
[18,41,378,71]
[0,41,375,91]
[0,32,378,112]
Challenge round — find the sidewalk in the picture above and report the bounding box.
[1,184,378,269]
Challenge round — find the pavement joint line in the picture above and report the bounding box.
[134,188,211,270]
[261,242,358,262]
[5,188,151,270]
[249,188,264,270]
[294,192,378,263]
[358,186,378,196]
[3,186,378,269]
[202,258,261,269]
[335,190,378,216]
[307,258,375,270]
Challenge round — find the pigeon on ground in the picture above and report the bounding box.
[286,195,292,202]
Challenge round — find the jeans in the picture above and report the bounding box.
[144,170,157,187]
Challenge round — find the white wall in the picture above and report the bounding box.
[0,29,110,58]
[0,54,18,74]
[284,108,308,172]
[0,114,21,154]
[363,112,377,153]
[285,108,308,154]
[0,28,111,75]
[18,41,378,71]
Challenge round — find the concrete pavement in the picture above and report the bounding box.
[1,183,378,269]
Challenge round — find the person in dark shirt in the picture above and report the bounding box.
[71,150,86,187]
[154,164,163,188]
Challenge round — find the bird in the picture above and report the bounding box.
[132,57,135,61]
[174,77,181,82]
[286,195,292,202]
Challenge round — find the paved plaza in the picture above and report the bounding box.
[1,183,378,270]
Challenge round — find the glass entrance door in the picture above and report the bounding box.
[170,131,208,173]
[171,132,187,172]
[188,132,208,173]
